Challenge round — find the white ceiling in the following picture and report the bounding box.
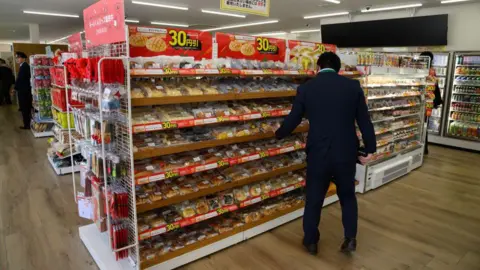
[0,0,474,42]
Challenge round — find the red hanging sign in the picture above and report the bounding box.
[287,40,337,70]
[216,32,286,62]
[68,32,83,55]
[128,26,213,60]
[83,0,126,48]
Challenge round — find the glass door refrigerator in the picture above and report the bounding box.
[445,52,480,145]
[428,52,452,135]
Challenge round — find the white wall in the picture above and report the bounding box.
[302,2,480,51]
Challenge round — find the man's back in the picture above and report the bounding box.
[15,62,31,92]
[276,72,376,163]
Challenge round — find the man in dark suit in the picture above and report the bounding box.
[14,51,32,129]
[275,52,376,255]
[0,58,14,105]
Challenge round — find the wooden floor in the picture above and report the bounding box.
[1,104,479,270]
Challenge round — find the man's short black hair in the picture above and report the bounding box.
[15,51,27,59]
[420,51,434,62]
[317,52,341,73]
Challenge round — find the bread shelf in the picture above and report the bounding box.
[138,180,307,241]
[130,68,315,78]
[133,125,308,160]
[136,163,307,213]
[131,91,297,107]
[133,108,291,134]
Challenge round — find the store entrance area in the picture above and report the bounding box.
[1,104,479,270]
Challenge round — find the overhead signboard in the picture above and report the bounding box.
[216,32,285,62]
[287,40,337,70]
[68,32,83,55]
[83,0,126,48]
[220,0,270,17]
[128,26,213,60]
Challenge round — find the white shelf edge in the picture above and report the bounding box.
[47,154,81,175]
[429,134,480,151]
[31,129,54,138]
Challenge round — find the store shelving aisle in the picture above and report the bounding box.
[1,103,480,270]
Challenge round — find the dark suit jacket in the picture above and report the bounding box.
[15,62,31,93]
[0,66,14,88]
[276,72,376,163]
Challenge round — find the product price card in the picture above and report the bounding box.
[220,0,270,16]
[288,40,336,71]
[216,32,286,62]
[129,26,213,60]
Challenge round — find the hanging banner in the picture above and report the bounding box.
[220,0,270,17]
[68,32,83,55]
[216,32,286,62]
[128,26,213,60]
[83,0,126,48]
[287,40,337,70]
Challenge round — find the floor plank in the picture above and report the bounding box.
[1,104,479,270]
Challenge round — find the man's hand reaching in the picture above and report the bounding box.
[359,154,373,165]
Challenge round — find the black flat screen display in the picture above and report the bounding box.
[321,15,448,47]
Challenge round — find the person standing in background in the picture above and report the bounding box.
[0,58,14,105]
[14,51,32,130]
[275,52,376,255]
[420,51,443,155]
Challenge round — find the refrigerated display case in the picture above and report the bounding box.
[428,52,452,135]
[347,53,428,192]
[446,52,480,143]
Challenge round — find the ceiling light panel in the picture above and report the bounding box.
[324,0,341,4]
[441,0,471,3]
[151,21,189,27]
[252,31,287,36]
[203,20,279,32]
[201,9,246,18]
[23,10,79,18]
[361,3,422,13]
[132,1,188,10]
[304,11,349,19]
[291,29,321,34]
[125,19,140,23]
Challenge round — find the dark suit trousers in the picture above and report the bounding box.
[18,91,32,128]
[303,151,358,245]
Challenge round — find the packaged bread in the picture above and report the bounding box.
[222,166,250,182]
[233,186,250,202]
[212,126,235,140]
[206,196,220,210]
[195,178,212,190]
[136,192,150,205]
[249,184,262,197]
[260,181,273,194]
[161,208,183,223]
[260,204,278,216]
[195,198,210,215]
[219,191,235,206]
[149,191,164,203]
[149,216,167,228]
[178,201,196,218]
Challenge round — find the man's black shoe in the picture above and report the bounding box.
[341,238,356,253]
[303,243,318,255]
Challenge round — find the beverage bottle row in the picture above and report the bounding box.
[456,55,480,65]
[454,86,480,94]
[452,95,480,103]
[455,67,480,75]
[451,112,480,122]
[449,122,480,139]
[451,103,480,113]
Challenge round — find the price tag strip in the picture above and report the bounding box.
[135,143,305,185]
[138,180,306,240]
[132,109,291,134]
[130,68,315,77]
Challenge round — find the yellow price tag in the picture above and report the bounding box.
[261,194,270,200]
[166,223,180,232]
[162,121,178,129]
[217,160,229,167]
[262,69,273,75]
[261,111,271,118]
[163,67,178,75]
[316,44,326,54]
[219,68,231,74]
[259,151,269,158]
[165,171,179,179]
[216,208,228,215]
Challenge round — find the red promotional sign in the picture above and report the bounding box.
[68,32,83,55]
[83,0,126,48]
[287,40,337,70]
[128,26,213,60]
[216,32,286,62]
